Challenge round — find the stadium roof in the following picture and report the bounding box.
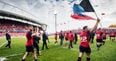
[0,10,47,28]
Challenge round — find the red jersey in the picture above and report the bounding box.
[102,32,106,39]
[69,32,74,41]
[80,31,90,47]
[96,30,103,39]
[26,32,33,46]
[110,32,115,37]
[65,32,69,41]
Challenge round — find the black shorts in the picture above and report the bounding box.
[103,37,106,40]
[26,46,34,52]
[110,36,115,37]
[79,46,91,53]
[33,43,39,48]
[96,39,103,43]
[65,38,68,40]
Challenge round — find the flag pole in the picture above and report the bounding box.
[89,2,102,27]
[93,11,102,27]
[88,0,102,27]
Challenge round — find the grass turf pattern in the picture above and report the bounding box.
[0,37,116,61]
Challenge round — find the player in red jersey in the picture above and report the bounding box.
[102,31,107,45]
[110,32,115,41]
[77,19,100,61]
[96,28,103,50]
[68,31,74,49]
[22,29,37,61]
[64,32,69,46]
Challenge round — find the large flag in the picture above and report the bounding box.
[71,0,95,20]
[73,4,84,14]
[71,13,95,20]
[80,0,95,12]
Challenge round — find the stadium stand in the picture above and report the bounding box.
[0,19,30,33]
[0,10,47,36]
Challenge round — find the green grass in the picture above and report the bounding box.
[0,37,116,61]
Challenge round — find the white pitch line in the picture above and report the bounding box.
[0,57,7,61]
[5,53,23,58]
[0,53,23,61]
[0,42,7,48]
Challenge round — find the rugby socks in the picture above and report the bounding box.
[97,44,102,50]
[37,51,39,56]
[87,58,90,61]
[97,44,100,50]
[35,59,37,61]
[99,44,102,47]
[77,57,81,61]
[103,41,105,45]
[21,59,25,61]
